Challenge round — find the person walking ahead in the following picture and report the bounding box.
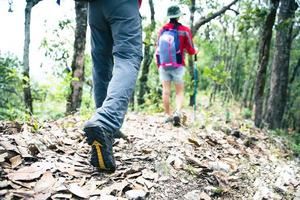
[156,5,197,126]
[83,0,142,172]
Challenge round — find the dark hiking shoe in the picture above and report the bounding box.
[83,126,116,172]
[173,111,181,126]
[164,116,173,124]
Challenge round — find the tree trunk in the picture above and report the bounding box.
[23,1,41,114]
[254,0,279,127]
[66,1,87,114]
[265,0,298,129]
[137,0,155,106]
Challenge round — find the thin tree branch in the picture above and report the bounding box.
[228,8,240,15]
[192,0,239,36]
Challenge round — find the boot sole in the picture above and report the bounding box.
[84,127,116,172]
[173,116,180,126]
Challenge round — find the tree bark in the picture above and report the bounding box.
[137,0,155,106]
[23,0,42,114]
[265,0,298,129]
[66,1,88,114]
[254,0,279,127]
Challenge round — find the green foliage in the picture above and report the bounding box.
[203,61,230,85]
[79,55,95,117]
[177,0,190,6]
[40,19,74,76]
[284,80,300,132]
[138,62,163,113]
[184,165,197,175]
[0,53,25,120]
[32,19,76,120]
[31,52,92,121]
[155,161,171,176]
[271,129,300,157]
[238,3,267,32]
[32,72,72,120]
[225,107,231,123]
[242,108,252,119]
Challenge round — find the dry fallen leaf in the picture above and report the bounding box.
[142,169,158,180]
[51,193,72,199]
[136,176,154,189]
[220,157,238,172]
[99,180,129,196]
[16,146,32,158]
[10,189,35,198]
[0,180,10,188]
[68,183,90,199]
[10,155,22,169]
[199,191,211,200]
[0,189,8,196]
[8,162,54,181]
[55,162,76,176]
[0,152,8,163]
[34,171,56,193]
[188,137,202,147]
[34,192,52,200]
[0,141,18,151]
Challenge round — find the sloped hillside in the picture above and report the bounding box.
[0,101,299,199]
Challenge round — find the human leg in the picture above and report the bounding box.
[85,0,142,133]
[175,83,184,112]
[159,67,173,118]
[88,1,113,108]
[162,80,172,116]
[170,67,185,126]
[84,0,142,172]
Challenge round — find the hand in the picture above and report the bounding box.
[195,47,199,54]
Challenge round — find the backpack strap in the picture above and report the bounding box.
[170,21,181,52]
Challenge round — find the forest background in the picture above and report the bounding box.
[0,0,299,155]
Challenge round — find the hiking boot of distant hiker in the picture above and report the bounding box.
[173,111,181,126]
[83,126,116,172]
[164,116,173,124]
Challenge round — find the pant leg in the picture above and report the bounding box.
[85,0,142,133]
[88,2,113,108]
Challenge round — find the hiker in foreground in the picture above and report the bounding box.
[156,5,197,126]
[83,0,142,172]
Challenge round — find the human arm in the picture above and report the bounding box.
[185,28,197,55]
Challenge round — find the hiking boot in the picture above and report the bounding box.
[83,126,116,172]
[173,111,181,126]
[164,116,173,124]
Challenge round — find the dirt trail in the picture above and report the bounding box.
[0,109,299,199]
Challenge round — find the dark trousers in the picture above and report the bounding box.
[85,0,142,134]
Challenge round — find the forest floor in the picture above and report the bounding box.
[0,97,299,200]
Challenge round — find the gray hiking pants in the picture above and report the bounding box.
[84,0,142,134]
